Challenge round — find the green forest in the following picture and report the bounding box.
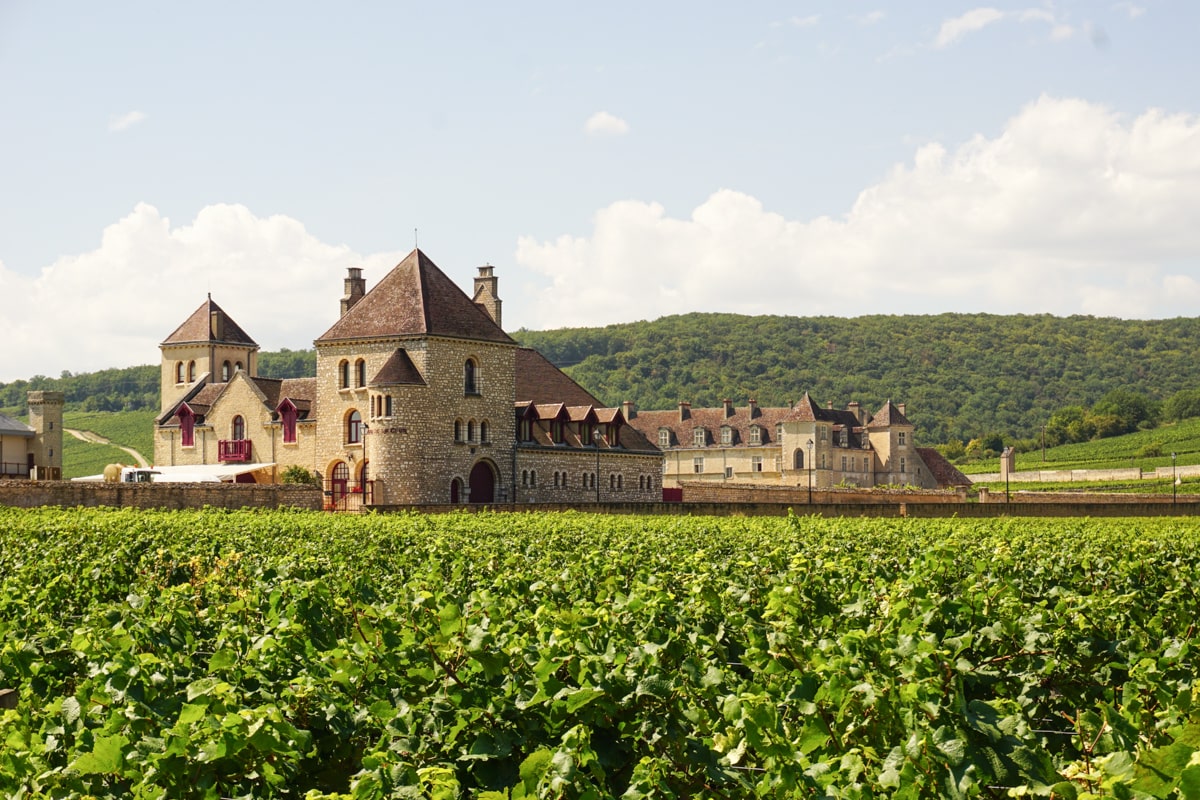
[3,313,1199,446]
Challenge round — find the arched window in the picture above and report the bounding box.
[221,360,231,381]
[617,474,623,489]
[450,478,462,503]
[454,419,463,442]
[522,470,529,487]
[385,395,393,417]
[187,361,196,382]
[232,415,245,440]
[794,449,804,469]
[530,470,537,487]
[479,420,488,443]
[339,360,350,389]
[175,362,185,383]
[235,361,243,374]
[347,410,362,443]
[464,359,479,394]
[355,358,366,388]
[467,420,476,443]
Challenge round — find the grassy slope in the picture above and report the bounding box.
[60,410,158,479]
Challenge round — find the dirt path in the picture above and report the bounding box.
[65,428,150,468]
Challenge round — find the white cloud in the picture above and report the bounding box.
[0,204,405,381]
[771,14,819,29]
[108,110,147,132]
[516,96,1200,328]
[584,111,630,137]
[855,10,886,26]
[936,7,1074,47]
[935,7,1005,47]
[1114,2,1146,19]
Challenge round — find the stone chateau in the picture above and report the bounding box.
[154,249,663,505]
[624,395,967,491]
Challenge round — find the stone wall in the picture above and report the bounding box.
[676,480,964,505]
[971,467,1144,483]
[513,447,661,504]
[0,481,322,510]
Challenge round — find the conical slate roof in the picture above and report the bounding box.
[868,400,912,428]
[316,249,514,345]
[161,295,257,347]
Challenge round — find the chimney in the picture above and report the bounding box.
[898,402,907,417]
[747,398,758,417]
[622,400,636,420]
[473,264,502,328]
[678,401,691,422]
[341,267,366,317]
[722,398,734,418]
[788,400,794,410]
[848,401,862,425]
[826,400,833,410]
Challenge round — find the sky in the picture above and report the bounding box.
[2,1,1199,382]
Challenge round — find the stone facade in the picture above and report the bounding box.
[0,390,64,480]
[627,396,968,492]
[154,249,662,505]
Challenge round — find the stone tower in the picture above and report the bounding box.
[27,390,64,480]
[159,295,260,413]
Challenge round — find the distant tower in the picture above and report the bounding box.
[473,264,502,328]
[27,390,64,480]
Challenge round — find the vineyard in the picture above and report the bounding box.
[1,508,1198,798]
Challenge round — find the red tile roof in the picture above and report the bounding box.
[868,400,912,428]
[915,447,971,488]
[161,296,257,347]
[315,249,515,345]
[514,348,601,406]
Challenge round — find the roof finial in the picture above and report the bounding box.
[414,228,419,250]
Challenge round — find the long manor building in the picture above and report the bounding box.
[153,249,662,505]
[624,395,967,491]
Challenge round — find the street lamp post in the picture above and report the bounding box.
[1172,452,1177,506]
[593,429,602,503]
[806,438,814,504]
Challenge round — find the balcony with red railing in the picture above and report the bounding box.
[218,439,252,462]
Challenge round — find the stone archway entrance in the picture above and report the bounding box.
[450,478,462,504]
[468,461,495,504]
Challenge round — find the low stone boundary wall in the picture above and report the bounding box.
[0,480,322,511]
[972,467,1144,483]
[676,481,964,505]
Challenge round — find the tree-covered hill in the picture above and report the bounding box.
[511,312,1200,444]
[5,314,1199,445]
[0,349,315,416]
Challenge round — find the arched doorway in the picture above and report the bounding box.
[330,461,349,502]
[468,461,495,504]
[450,478,462,504]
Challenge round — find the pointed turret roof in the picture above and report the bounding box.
[161,295,258,347]
[315,249,515,345]
[868,400,912,428]
[371,349,427,386]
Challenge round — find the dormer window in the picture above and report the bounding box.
[749,425,762,445]
[581,421,593,445]
[693,428,706,447]
[720,426,733,445]
[178,406,195,448]
[280,401,298,444]
[658,428,670,448]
